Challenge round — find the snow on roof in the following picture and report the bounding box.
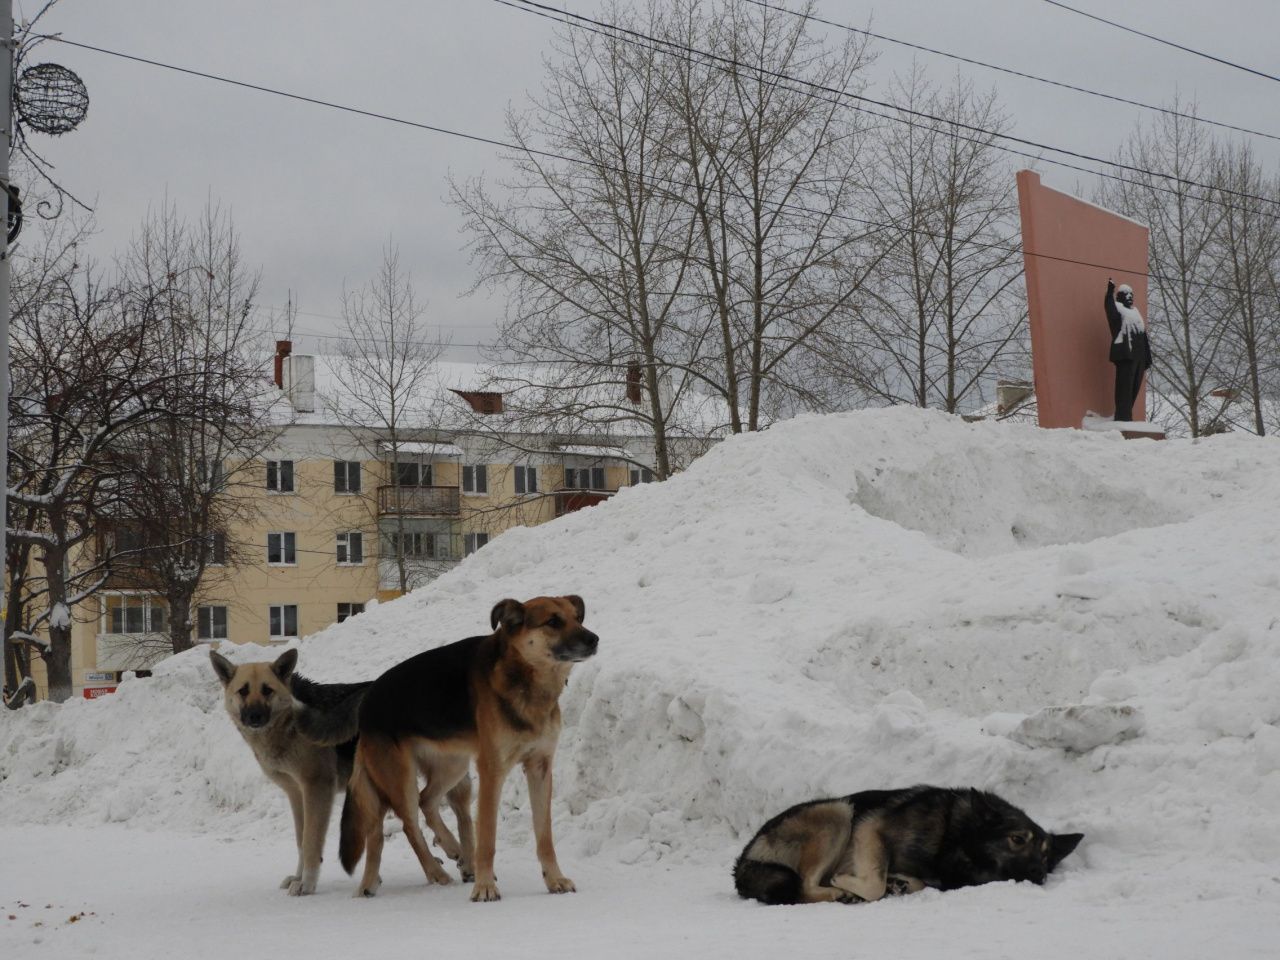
[273,354,728,441]
[555,444,630,459]
[7,404,1280,924]
[378,441,464,457]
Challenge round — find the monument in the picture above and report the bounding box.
[1015,171,1161,437]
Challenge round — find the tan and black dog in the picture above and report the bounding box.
[734,786,1083,905]
[210,648,371,895]
[340,595,598,902]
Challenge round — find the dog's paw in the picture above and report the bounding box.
[470,881,501,902]
[836,891,862,904]
[287,877,317,897]
[886,875,925,897]
[353,875,382,898]
[544,875,576,894]
[280,874,300,891]
[459,865,476,884]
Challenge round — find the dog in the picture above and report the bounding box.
[734,785,1083,905]
[339,595,598,902]
[210,647,372,895]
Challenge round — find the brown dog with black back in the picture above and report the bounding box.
[340,595,598,901]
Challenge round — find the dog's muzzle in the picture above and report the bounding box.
[240,706,272,728]
[555,628,599,662]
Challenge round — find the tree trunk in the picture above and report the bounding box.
[169,591,195,654]
[41,538,75,702]
[43,626,73,702]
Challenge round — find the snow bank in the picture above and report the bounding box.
[4,408,1280,901]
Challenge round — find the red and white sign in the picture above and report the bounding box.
[83,686,117,700]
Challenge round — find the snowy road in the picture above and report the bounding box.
[2,826,1276,960]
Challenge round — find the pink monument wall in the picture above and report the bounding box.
[1016,170,1150,428]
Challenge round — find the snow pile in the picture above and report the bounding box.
[3,407,1280,902]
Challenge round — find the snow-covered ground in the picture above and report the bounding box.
[4,408,1280,958]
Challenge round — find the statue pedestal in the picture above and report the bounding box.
[1081,415,1166,441]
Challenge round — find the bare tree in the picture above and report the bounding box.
[857,66,1025,413]
[1097,103,1228,436]
[6,223,175,701]
[1209,141,1280,435]
[329,244,446,594]
[452,0,709,479]
[108,202,278,657]
[664,0,880,430]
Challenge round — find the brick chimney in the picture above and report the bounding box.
[273,340,292,388]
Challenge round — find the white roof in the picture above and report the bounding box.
[379,441,464,457]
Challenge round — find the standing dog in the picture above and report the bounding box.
[734,785,1083,905]
[340,595,598,902]
[211,648,371,895]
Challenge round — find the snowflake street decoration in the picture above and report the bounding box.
[15,62,89,135]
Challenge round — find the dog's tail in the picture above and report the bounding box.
[339,750,379,875]
[733,857,802,905]
[291,677,371,746]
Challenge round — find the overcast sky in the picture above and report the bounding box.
[23,0,1280,360]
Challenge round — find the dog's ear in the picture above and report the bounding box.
[1048,832,1083,871]
[565,595,586,623]
[271,648,299,684]
[490,599,525,633]
[210,650,236,687]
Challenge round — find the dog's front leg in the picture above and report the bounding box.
[289,777,334,896]
[524,752,574,894]
[831,820,889,903]
[274,775,305,891]
[470,754,508,902]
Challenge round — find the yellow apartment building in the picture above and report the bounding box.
[40,348,698,700]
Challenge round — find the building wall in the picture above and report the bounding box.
[53,423,652,699]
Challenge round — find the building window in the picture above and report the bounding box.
[197,605,228,641]
[336,531,364,565]
[462,464,488,494]
[113,527,146,558]
[206,533,227,566]
[565,466,605,490]
[395,460,433,488]
[464,532,489,556]
[109,597,166,634]
[269,604,299,640]
[267,532,297,565]
[337,602,365,623]
[267,459,295,493]
[629,467,654,485]
[514,465,538,495]
[334,460,361,494]
[386,530,451,561]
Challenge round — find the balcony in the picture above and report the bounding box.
[553,486,617,517]
[377,484,461,517]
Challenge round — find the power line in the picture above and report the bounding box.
[47,36,587,171]
[497,0,1280,211]
[46,32,1257,299]
[284,323,491,350]
[741,0,1280,143]
[1039,0,1280,84]
[53,24,1279,219]
[267,303,499,330]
